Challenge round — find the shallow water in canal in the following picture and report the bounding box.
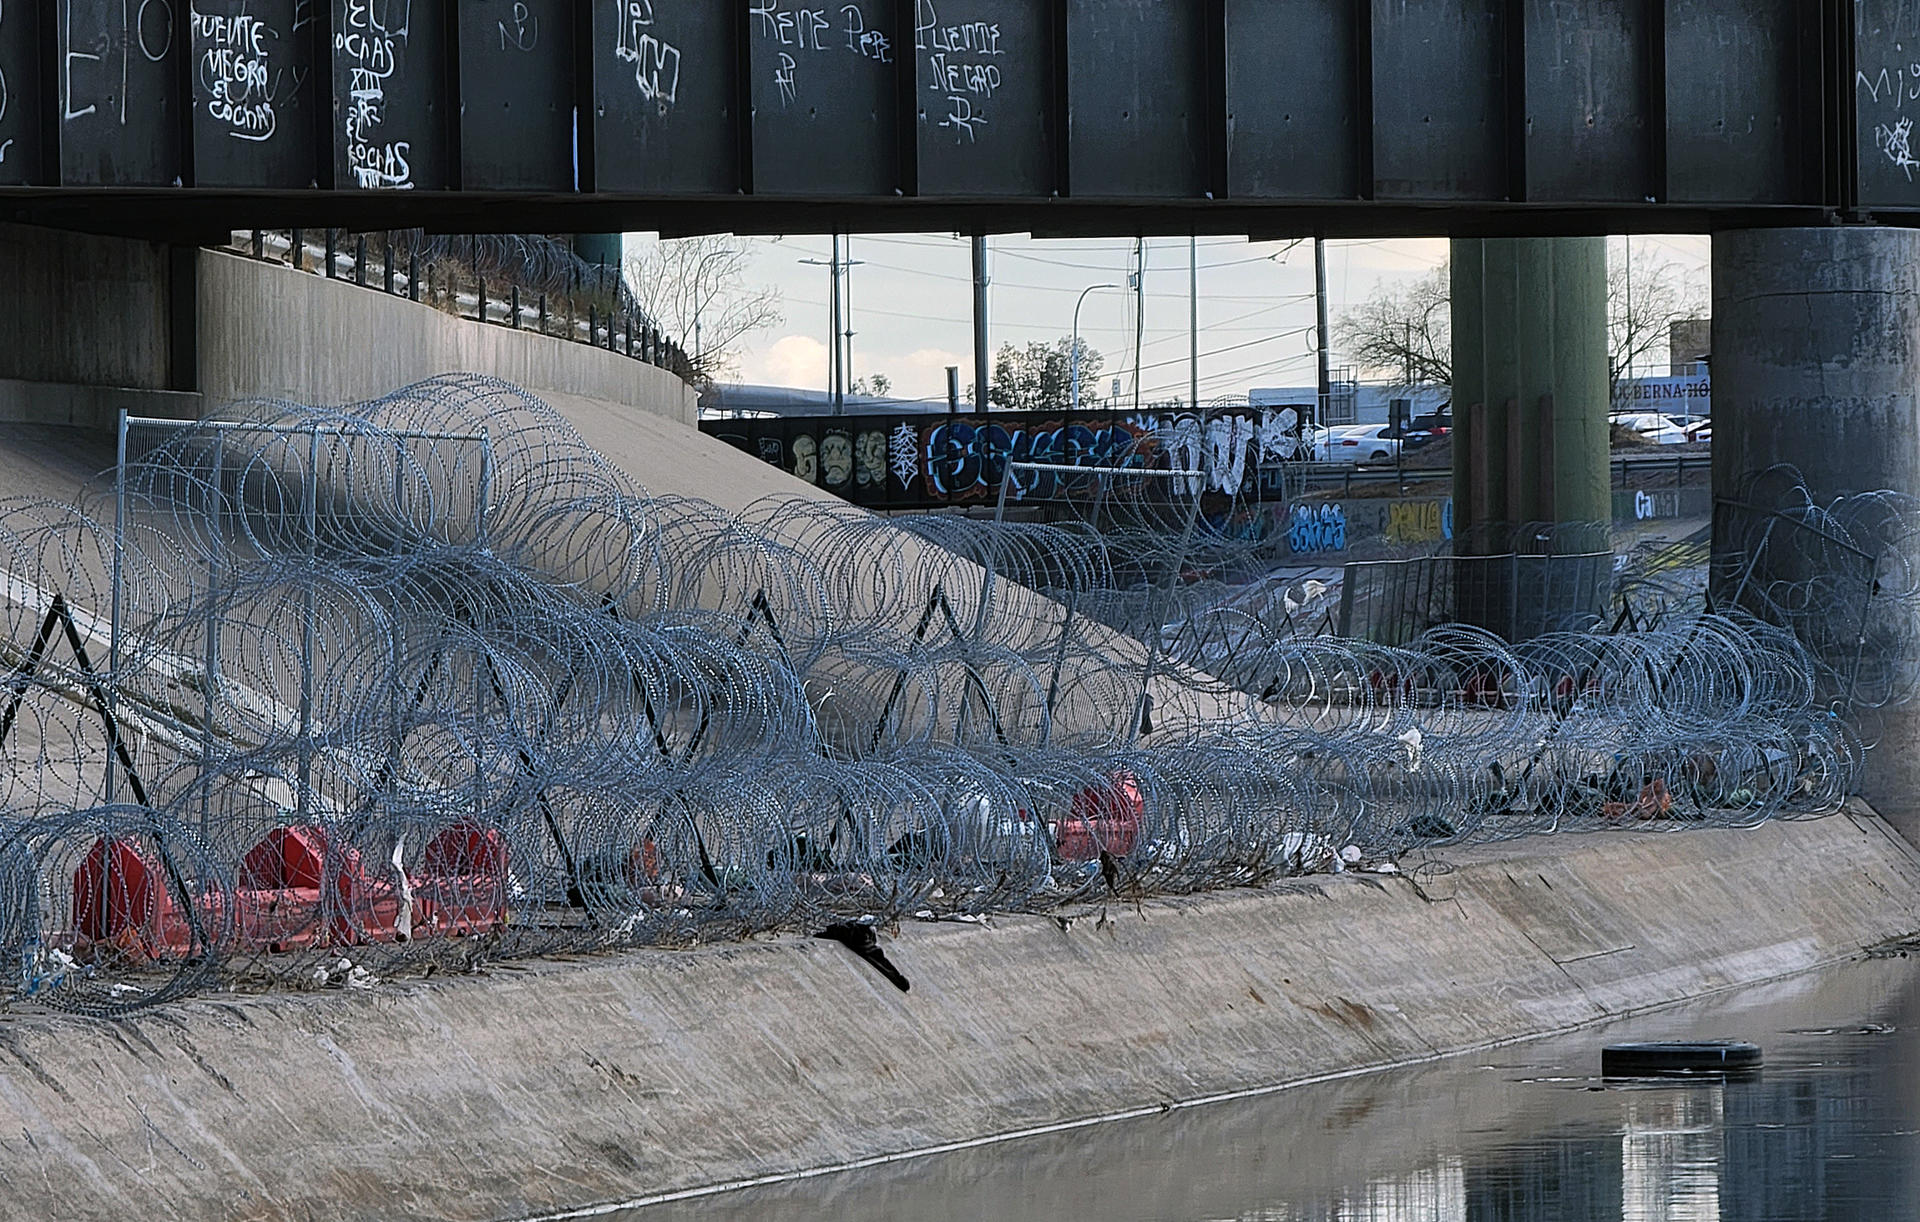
[623,954,1920,1221]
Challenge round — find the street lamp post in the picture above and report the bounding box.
[1071,282,1121,427]
[689,247,730,365]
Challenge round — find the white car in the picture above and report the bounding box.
[1610,412,1691,445]
[1317,424,1404,463]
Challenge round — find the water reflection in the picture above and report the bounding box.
[623,959,1920,1222]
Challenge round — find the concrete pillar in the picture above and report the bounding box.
[571,234,623,269]
[1710,228,1920,511]
[1711,227,1920,843]
[1450,237,1610,553]
[1449,237,1611,637]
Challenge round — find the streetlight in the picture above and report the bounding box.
[1071,282,1121,421]
[688,246,732,364]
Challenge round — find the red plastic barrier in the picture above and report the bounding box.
[73,838,186,959]
[1053,772,1144,862]
[77,820,515,961]
[235,825,416,949]
[415,822,508,936]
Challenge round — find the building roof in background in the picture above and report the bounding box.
[701,383,943,418]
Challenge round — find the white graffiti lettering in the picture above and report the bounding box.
[751,0,887,108]
[889,422,919,490]
[64,0,177,125]
[338,0,414,188]
[614,0,681,112]
[0,0,9,164]
[1880,116,1920,181]
[914,0,1005,144]
[499,1,536,51]
[192,5,291,142]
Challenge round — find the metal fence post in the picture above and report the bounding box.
[408,251,420,301]
[291,227,304,271]
[201,428,225,833]
[510,285,521,329]
[538,292,548,334]
[354,234,367,286]
[384,239,395,294]
[298,425,319,823]
[252,229,264,259]
[107,410,128,805]
[325,228,337,278]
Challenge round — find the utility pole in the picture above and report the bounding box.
[830,234,844,412]
[972,235,990,409]
[1314,237,1332,426]
[799,237,860,414]
[1132,238,1146,413]
[1189,235,1199,413]
[842,235,859,393]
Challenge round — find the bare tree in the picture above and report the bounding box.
[1334,251,1708,404]
[1608,240,1709,407]
[1332,266,1453,390]
[625,236,783,386]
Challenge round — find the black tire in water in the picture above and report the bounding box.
[1602,1040,1763,1076]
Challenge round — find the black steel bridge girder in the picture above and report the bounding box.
[0,0,1909,238]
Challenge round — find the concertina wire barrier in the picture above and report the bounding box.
[0,375,1904,1016]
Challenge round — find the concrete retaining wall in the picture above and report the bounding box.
[196,251,698,426]
[0,225,177,390]
[1,809,1915,1222]
[0,378,201,430]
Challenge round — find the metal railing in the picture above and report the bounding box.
[224,230,695,380]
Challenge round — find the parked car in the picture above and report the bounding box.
[1319,424,1404,463]
[1609,412,1691,445]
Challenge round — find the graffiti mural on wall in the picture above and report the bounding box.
[1286,503,1348,554]
[703,406,1312,510]
[1385,499,1453,545]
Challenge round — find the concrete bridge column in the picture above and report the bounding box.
[1711,226,1920,843]
[1449,237,1611,632]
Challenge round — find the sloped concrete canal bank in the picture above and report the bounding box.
[2,809,1916,1222]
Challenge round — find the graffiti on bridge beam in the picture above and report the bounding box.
[701,406,1313,510]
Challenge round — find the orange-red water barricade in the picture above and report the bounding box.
[415,822,510,937]
[1052,772,1144,862]
[73,837,203,959]
[72,822,509,961]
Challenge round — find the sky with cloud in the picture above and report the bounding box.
[626,232,1710,404]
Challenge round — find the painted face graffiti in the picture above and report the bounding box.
[855,429,887,487]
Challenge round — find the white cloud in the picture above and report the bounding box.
[748,334,829,389]
[882,347,968,398]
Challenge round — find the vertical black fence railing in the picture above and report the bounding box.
[228,231,690,378]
